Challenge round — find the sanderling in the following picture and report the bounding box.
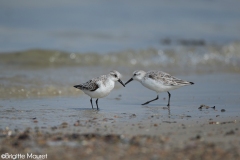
[74,70,125,110]
[125,70,194,106]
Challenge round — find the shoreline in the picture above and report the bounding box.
[1,73,240,159]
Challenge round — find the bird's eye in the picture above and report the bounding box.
[114,74,117,78]
[134,74,136,76]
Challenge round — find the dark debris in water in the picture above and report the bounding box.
[162,121,177,123]
[129,114,136,119]
[221,109,226,112]
[198,105,215,110]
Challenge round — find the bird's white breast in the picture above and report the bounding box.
[84,79,115,98]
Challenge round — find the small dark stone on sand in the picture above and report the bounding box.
[18,133,29,140]
[225,130,235,136]
[54,137,63,141]
[104,134,120,143]
[163,121,176,123]
[190,134,201,140]
[209,121,219,124]
[12,141,19,146]
[221,109,226,112]
[61,122,68,125]
[83,133,99,139]
[51,126,58,130]
[220,121,235,124]
[71,133,79,139]
[196,135,201,140]
[74,120,80,126]
[130,114,136,118]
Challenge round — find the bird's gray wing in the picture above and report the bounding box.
[74,79,99,91]
[147,71,190,86]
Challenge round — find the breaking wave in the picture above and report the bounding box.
[0,41,240,73]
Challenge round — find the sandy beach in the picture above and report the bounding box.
[1,1,240,159]
[1,71,240,160]
[1,120,239,160]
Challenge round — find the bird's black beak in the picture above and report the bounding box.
[125,78,133,85]
[118,79,125,87]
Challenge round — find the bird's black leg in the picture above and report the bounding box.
[90,98,93,109]
[167,92,171,107]
[142,95,159,105]
[96,99,99,110]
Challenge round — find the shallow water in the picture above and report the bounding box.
[1,73,239,131]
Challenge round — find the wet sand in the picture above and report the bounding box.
[1,121,239,160]
[1,73,240,160]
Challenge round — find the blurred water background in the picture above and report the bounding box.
[1,0,240,53]
[0,0,240,99]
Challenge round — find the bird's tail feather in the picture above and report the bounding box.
[74,85,84,90]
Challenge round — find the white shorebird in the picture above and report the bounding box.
[74,70,125,109]
[125,70,194,106]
